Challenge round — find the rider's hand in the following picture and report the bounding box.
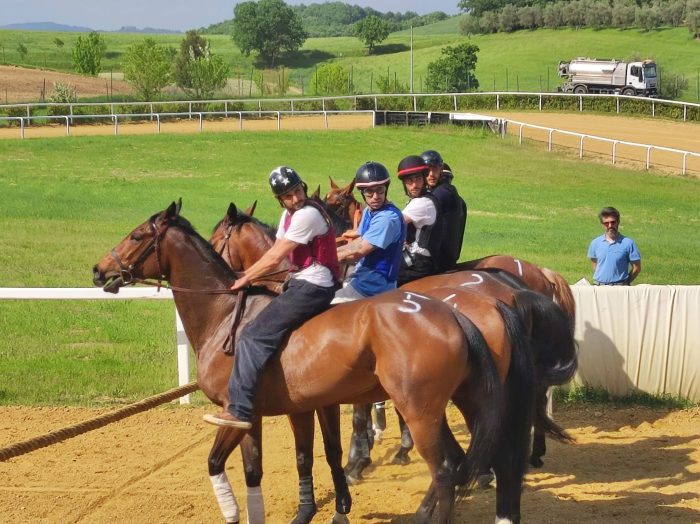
[230,273,250,292]
[342,229,359,240]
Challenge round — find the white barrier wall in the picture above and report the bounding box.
[571,284,700,400]
[2,285,699,401]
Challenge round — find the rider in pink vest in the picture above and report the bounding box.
[205,166,339,430]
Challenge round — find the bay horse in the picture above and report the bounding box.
[210,203,350,523]
[92,201,513,524]
[209,203,538,524]
[323,176,577,467]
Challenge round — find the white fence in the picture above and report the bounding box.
[2,285,700,401]
[506,119,700,176]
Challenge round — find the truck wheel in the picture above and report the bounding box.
[621,87,635,96]
[573,85,587,94]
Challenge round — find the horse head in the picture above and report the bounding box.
[324,177,361,231]
[92,199,183,293]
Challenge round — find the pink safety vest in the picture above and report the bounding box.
[283,200,341,282]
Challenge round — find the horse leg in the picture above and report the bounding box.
[391,408,414,465]
[371,401,386,441]
[530,389,548,468]
[207,426,249,524]
[316,405,352,523]
[416,416,464,522]
[344,403,372,484]
[492,450,523,524]
[288,411,318,524]
[239,423,265,524]
[401,414,455,524]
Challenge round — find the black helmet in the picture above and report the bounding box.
[269,166,303,196]
[355,161,390,189]
[420,150,444,167]
[397,155,428,180]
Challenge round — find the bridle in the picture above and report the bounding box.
[109,217,170,290]
[326,191,362,230]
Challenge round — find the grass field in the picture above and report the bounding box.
[0,126,698,406]
[1,24,698,101]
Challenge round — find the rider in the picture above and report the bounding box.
[396,155,441,286]
[332,161,405,303]
[420,149,467,272]
[204,166,340,429]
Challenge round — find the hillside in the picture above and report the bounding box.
[1,23,697,102]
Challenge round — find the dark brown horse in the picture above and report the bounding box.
[92,202,512,524]
[209,204,538,524]
[210,203,350,523]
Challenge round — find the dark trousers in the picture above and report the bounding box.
[397,252,436,286]
[227,278,335,421]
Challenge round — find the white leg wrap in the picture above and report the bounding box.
[210,472,240,523]
[495,517,513,524]
[331,511,351,524]
[246,485,265,524]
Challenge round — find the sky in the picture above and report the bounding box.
[1,0,462,32]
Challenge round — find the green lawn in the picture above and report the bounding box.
[0,126,698,406]
[1,25,698,101]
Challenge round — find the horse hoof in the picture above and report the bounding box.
[477,471,495,489]
[373,428,383,442]
[330,513,350,524]
[529,456,544,468]
[346,473,362,486]
[391,451,410,466]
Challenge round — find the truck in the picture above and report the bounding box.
[557,58,658,97]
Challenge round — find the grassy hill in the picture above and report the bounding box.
[1,23,698,101]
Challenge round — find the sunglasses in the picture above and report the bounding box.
[602,220,618,226]
[361,186,387,196]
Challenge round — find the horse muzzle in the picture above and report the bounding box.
[93,266,124,294]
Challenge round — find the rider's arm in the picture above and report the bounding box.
[337,237,376,263]
[231,237,298,291]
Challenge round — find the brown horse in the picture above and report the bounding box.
[92,201,511,524]
[209,204,538,524]
[210,202,350,523]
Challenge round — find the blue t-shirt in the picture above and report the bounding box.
[587,234,641,284]
[349,204,405,297]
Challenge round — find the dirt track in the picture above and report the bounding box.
[1,402,699,523]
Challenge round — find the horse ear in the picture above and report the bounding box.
[226,202,237,221]
[175,198,182,215]
[165,200,179,219]
[344,179,356,194]
[245,200,257,216]
[311,185,320,200]
[329,176,339,189]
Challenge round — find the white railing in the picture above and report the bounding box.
[0,109,376,139]
[506,119,700,176]
[2,91,698,124]
[0,287,193,404]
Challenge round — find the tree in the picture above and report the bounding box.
[426,43,480,93]
[688,0,700,38]
[53,38,64,50]
[232,0,307,67]
[312,63,349,95]
[123,38,173,101]
[71,31,106,76]
[173,31,229,99]
[16,43,28,60]
[353,15,390,54]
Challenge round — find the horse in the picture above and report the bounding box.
[209,203,538,524]
[93,201,519,524]
[322,176,577,467]
[210,202,350,522]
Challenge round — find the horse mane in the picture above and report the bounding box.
[212,213,277,241]
[157,213,237,278]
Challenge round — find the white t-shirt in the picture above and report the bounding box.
[276,205,334,287]
[403,197,437,256]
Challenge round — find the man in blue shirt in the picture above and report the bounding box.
[332,161,406,302]
[587,206,641,285]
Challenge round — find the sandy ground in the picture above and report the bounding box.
[1,402,699,523]
[0,65,133,103]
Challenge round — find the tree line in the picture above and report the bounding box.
[458,0,700,36]
[202,0,450,38]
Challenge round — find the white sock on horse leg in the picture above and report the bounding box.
[246,485,265,524]
[495,517,514,524]
[210,472,240,523]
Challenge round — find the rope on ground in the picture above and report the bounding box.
[0,381,200,462]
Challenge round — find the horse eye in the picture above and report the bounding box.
[131,233,143,242]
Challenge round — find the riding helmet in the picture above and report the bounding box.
[420,150,444,167]
[397,155,429,179]
[269,166,303,196]
[354,161,391,189]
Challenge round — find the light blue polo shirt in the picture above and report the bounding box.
[587,234,641,284]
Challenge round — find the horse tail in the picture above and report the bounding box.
[495,300,536,488]
[448,308,504,488]
[541,266,576,333]
[514,289,578,388]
